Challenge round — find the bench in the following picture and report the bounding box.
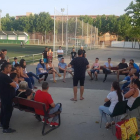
[0,97,61,136]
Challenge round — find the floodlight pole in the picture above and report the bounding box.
[0,9,2,31]
[61,8,65,46]
[53,8,55,59]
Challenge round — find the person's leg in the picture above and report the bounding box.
[88,70,93,79]
[95,71,98,80]
[29,76,34,86]
[49,103,62,122]
[53,72,56,82]
[103,68,109,82]
[24,77,32,89]
[43,73,48,81]
[124,76,130,81]
[121,81,130,90]
[2,101,13,130]
[63,70,66,82]
[72,77,78,101]
[27,72,39,80]
[99,105,112,123]
[80,77,85,100]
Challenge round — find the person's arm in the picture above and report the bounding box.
[124,89,135,98]
[70,53,72,61]
[20,68,26,78]
[104,98,110,102]
[104,63,107,68]
[68,63,71,67]
[10,82,17,88]
[84,53,86,58]
[86,65,90,69]
[50,102,55,108]
[91,64,94,69]
[58,65,65,71]
[46,64,49,70]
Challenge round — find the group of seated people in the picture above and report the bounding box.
[14,80,62,127]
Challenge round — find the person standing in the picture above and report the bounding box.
[80,46,86,58]
[68,50,89,101]
[70,48,77,61]
[1,49,9,62]
[47,48,53,61]
[0,53,7,72]
[57,46,64,62]
[42,47,48,64]
[0,62,16,133]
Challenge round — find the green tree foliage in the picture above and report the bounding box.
[1,12,53,34]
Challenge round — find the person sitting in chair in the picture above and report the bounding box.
[34,82,62,127]
[46,60,61,83]
[36,59,48,81]
[103,58,113,82]
[58,58,73,83]
[99,81,123,128]
[88,58,100,81]
[117,58,128,81]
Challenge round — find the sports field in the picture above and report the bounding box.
[0,44,54,58]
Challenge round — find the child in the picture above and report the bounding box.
[13,57,19,67]
[10,73,19,91]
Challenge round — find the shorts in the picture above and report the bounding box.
[90,69,99,74]
[43,58,48,63]
[73,77,85,87]
[59,69,64,73]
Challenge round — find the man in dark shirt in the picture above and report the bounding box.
[42,47,48,64]
[70,48,77,61]
[0,62,16,133]
[80,46,86,58]
[0,53,7,72]
[68,50,89,101]
[117,58,129,81]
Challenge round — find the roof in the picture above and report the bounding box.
[0,31,6,35]
[3,31,16,35]
[14,31,26,35]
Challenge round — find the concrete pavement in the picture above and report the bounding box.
[1,47,140,140]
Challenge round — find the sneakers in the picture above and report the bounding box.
[119,80,127,85]
[42,118,50,124]
[3,128,16,133]
[50,122,59,127]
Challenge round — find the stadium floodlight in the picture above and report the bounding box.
[61,8,65,46]
[0,9,2,31]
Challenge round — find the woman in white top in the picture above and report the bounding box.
[125,79,140,108]
[99,81,123,128]
[46,60,61,83]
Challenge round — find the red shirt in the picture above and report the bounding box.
[34,90,53,116]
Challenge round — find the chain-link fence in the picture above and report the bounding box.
[27,8,99,55]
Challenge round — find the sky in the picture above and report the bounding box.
[0,0,135,17]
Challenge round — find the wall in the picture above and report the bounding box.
[8,35,17,40]
[111,41,140,49]
[0,35,7,40]
[18,35,27,41]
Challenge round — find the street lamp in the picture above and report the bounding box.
[61,8,65,46]
[0,9,2,31]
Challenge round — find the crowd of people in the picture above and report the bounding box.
[0,46,140,133]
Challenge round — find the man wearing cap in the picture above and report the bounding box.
[117,58,128,81]
[12,57,19,67]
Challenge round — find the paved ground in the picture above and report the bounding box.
[1,47,140,140]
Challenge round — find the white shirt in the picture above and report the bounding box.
[127,88,140,108]
[57,49,63,54]
[104,62,113,70]
[107,91,120,113]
